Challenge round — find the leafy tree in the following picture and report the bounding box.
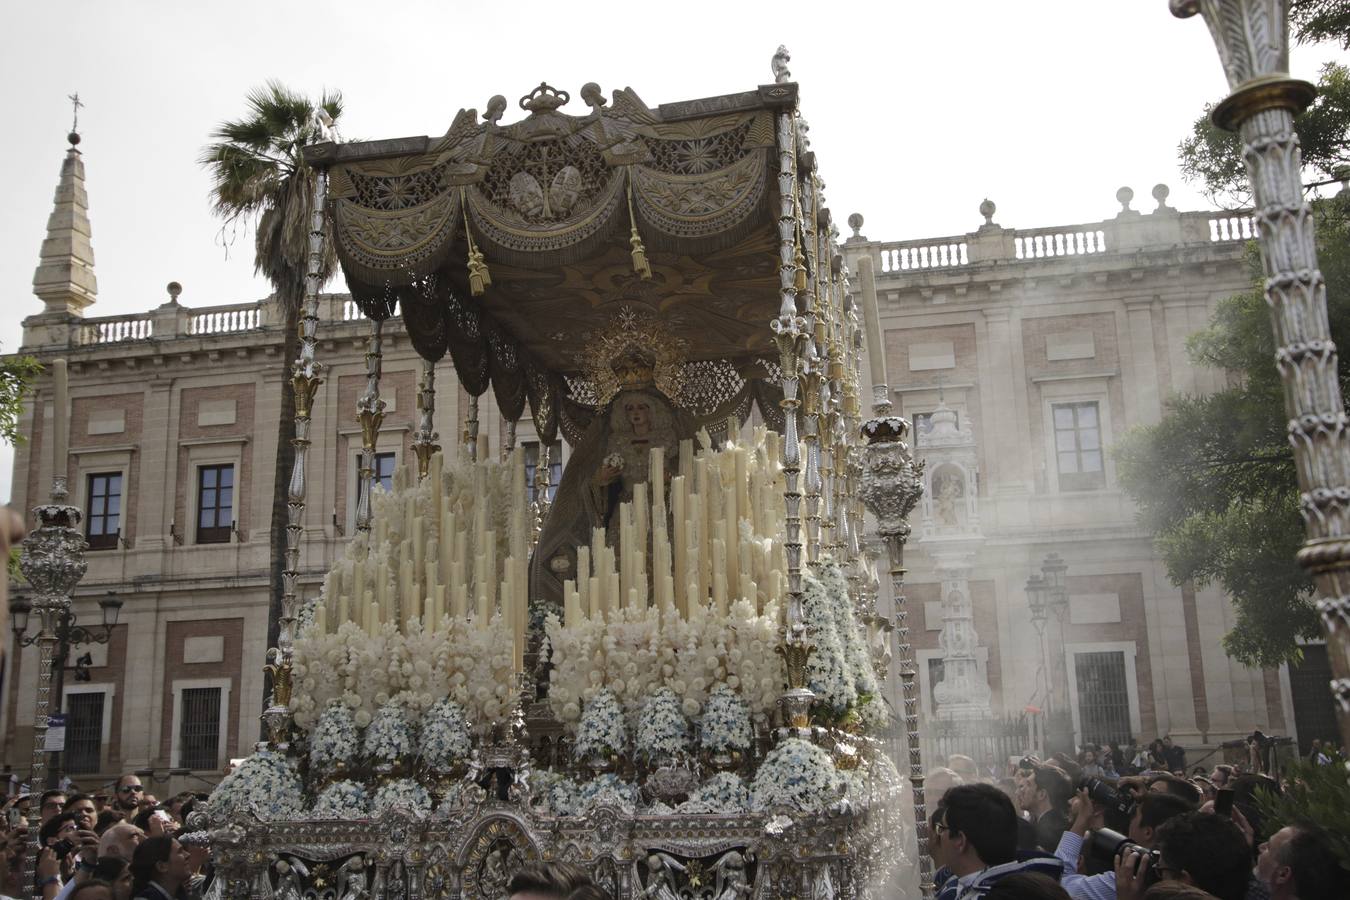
[1178,62,1350,207]
[0,354,41,447]
[1123,9,1350,668]
[1117,199,1350,668]
[1291,0,1350,49]
[201,82,341,703]
[1253,760,1350,867]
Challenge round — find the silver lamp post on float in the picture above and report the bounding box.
[854,253,932,898]
[1171,0,1350,750]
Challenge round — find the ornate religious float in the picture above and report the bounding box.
[196,49,932,900]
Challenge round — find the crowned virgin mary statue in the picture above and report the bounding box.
[531,348,696,610]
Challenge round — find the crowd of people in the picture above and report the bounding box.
[925,739,1343,900]
[0,775,207,900]
[0,743,1342,900]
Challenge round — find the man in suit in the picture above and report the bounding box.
[130,837,188,900]
[1015,764,1072,853]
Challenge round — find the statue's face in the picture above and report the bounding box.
[624,399,651,432]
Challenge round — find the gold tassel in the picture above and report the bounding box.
[462,197,491,296]
[626,178,653,281]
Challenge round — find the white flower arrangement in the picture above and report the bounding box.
[364,704,416,763]
[573,689,626,762]
[635,687,691,762]
[544,600,785,746]
[527,770,582,817]
[370,778,432,817]
[310,780,369,819]
[802,569,857,716]
[749,738,845,814]
[699,684,752,754]
[677,772,750,815]
[578,773,638,814]
[308,702,359,774]
[205,751,304,823]
[820,561,880,698]
[419,698,472,769]
[603,452,626,470]
[434,781,471,814]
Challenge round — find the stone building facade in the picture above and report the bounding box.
[3,143,1333,794]
[3,139,539,794]
[843,188,1336,758]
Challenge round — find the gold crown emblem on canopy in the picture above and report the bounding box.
[576,306,687,406]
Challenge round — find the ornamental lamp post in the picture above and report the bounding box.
[9,590,120,789]
[16,492,89,900]
[1171,0,1350,750]
[1024,573,1052,714]
[1039,553,1071,741]
[854,252,933,898]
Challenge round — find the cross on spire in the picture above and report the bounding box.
[68,92,83,134]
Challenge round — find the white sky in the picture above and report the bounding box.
[0,0,1344,503]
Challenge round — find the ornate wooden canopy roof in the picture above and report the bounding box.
[307,78,820,440]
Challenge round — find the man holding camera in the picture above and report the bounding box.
[1053,784,1192,900]
[1116,811,1252,900]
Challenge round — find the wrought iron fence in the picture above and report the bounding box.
[921,714,1035,772]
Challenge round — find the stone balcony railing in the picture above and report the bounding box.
[844,185,1254,275]
[23,291,406,352]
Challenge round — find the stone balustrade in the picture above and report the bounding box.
[847,185,1255,276]
[23,290,410,352]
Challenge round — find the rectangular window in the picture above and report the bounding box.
[196,464,234,544]
[85,472,122,550]
[64,692,105,775]
[926,656,945,711]
[1052,402,1105,491]
[178,687,222,770]
[523,441,562,503]
[1074,650,1132,746]
[371,451,396,493]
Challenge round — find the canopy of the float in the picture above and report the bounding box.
[306,80,802,443]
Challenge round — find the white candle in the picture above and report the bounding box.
[577,545,591,610]
[712,538,727,615]
[634,482,648,562]
[588,575,602,619]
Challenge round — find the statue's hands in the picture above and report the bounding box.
[597,465,621,485]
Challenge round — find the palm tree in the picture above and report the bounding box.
[201,82,342,708]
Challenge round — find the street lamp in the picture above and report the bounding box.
[1028,553,1071,750]
[1041,553,1068,616]
[10,590,119,784]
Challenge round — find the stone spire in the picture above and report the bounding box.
[32,128,97,316]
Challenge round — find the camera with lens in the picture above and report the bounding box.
[50,838,77,859]
[1085,828,1161,887]
[1079,776,1136,820]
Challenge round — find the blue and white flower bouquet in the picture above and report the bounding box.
[750,738,845,814]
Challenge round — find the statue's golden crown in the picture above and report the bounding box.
[575,307,687,406]
[611,350,655,390]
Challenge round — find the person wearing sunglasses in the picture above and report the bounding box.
[110,780,142,817]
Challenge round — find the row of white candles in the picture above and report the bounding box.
[310,428,791,672]
[313,450,532,672]
[560,428,789,624]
